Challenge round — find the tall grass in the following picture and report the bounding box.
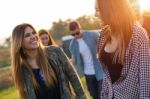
[0,86,19,99]
[0,77,92,99]
[0,48,10,68]
[0,67,14,90]
[81,77,92,99]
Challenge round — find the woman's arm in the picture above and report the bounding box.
[56,47,87,99]
[138,29,150,98]
[69,58,76,67]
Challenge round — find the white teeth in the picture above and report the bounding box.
[31,41,37,44]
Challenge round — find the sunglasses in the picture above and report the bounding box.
[71,31,80,36]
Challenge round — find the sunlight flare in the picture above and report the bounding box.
[138,0,150,12]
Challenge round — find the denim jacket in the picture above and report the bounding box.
[22,46,87,99]
[69,31,104,80]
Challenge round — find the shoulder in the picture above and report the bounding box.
[69,39,74,46]
[83,31,100,40]
[132,23,149,43]
[97,30,106,52]
[46,45,64,59]
[45,45,61,56]
[84,30,99,35]
[46,45,59,51]
[69,39,76,49]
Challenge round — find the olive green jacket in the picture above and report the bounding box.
[22,46,87,99]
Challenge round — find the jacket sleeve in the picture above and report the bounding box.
[56,47,88,99]
[92,31,100,44]
[23,68,36,99]
[139,30,150,98]
[69,40,75,60]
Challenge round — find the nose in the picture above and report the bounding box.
[94,12,97,17]
[94,11,99,18]
[31,33,37,40]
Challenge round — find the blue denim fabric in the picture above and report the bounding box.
[85,75,102,99]
[69,31,104,80]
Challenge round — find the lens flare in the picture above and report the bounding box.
[138,0,150,12]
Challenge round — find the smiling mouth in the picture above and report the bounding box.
[31,40,38,44]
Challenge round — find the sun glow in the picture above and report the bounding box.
[138,0,150,12]
[0,0,94,44]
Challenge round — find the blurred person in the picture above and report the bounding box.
[69,21,104,99]
[38,29,56,46]
[11,23,87,99]
[95,0,150,98]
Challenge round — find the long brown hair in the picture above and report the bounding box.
[11,23,56,99]
[38,29,56,45]
[97,0,136,64]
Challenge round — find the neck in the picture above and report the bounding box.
[76,32,83,39]
[23,48,40,69]
[25,49,38,60]
[80,32,83,38]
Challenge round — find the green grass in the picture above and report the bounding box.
[0,77,92,99]
[0,48,10,68]
[0,61,10,68]
[81,77,92,99]
[0,67,19,99]
[0,67,14,90]
[0,66,91,98]
[0,86,19,99]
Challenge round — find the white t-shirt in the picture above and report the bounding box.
[77,38,95,75]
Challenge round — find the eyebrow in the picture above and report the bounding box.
[24,31,35,34]
[95,6,98,9]
[95,8,99,11]
[24,32,30,35]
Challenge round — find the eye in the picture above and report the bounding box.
[24,33,30,38]
[45,37,49,39]
[32,31,36,34]
[95,8,99,12]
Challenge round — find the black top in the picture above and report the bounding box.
[100,48,123,83]
[32,68,60,99]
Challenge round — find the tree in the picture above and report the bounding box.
[50,19,68,40]
[4,37,11,47]
[50,15,102,42]
[77,15,101,30]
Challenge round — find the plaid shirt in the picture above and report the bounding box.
[97,24,150,99]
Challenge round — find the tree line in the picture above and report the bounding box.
[3,15,102,47]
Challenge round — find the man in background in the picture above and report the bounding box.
[69,21,104,99]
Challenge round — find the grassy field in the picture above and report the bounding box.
[0,67,14,90]
[0,48,10,68]
[0,47,92,99]
[0,86,19,99]
[0,77,91,99]
[0,66,18,99]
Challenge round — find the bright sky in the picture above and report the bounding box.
[138,0,150,11]
[0,0,150,45]
[0,0,95,44]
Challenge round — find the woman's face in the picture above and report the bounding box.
[39,33,50,46]
[94,0,101,19]
[22,26,39,50]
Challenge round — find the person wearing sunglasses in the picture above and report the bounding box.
[69,21,104,99]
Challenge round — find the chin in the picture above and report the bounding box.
[32,44,39,49]
[43,44,48,46]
